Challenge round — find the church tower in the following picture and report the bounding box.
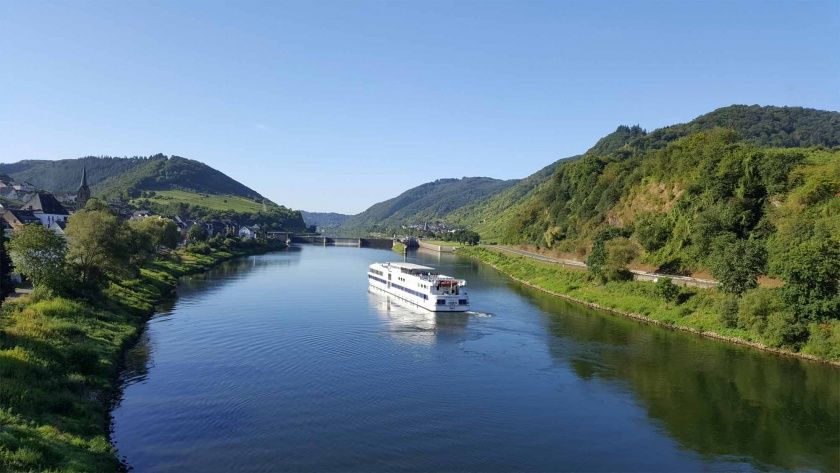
[76,166,91,209]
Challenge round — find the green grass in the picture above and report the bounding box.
[134,190,265,213]
[392,241,406,253]
[420,239,464,247]
[459,246,839,362]
[0,241,285,472]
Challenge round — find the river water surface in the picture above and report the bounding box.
[112,246,839,472]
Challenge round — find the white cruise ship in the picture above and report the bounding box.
[368,262,469,312]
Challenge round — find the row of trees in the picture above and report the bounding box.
[6,200,182,295]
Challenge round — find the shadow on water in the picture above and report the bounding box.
[508,282,840,472]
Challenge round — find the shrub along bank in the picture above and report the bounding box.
[0,237,286,472]
[460,246,840,364]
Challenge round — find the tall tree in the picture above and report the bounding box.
[65,209,133,284]
[6,224,67,293]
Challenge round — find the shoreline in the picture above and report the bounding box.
[0,241,287,472]
[110,243,287,469]
[459,247,839,367]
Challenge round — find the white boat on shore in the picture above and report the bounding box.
[368,262,469,312]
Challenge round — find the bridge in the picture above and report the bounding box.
[291,234,395,249]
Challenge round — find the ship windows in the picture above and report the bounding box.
[369,269,384,276]
[459,299,468,305]
[437,299,445,305]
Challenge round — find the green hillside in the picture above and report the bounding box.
[456,104,839,358]
[301,211,351,229]
[457,105,840,242]
[0,154,308,231]
[341,177,517,233]
[0,154,266,201]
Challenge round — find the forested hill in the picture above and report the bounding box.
[0,154,267,201]
[458,104,839,360]
[301,211,352,229]
[453,105,840,241]
[341,177,518,232]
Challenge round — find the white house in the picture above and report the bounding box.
[238,226,256,239]
[23,192,69,228]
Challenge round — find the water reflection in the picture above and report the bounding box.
[368,288,469,345]
[510,283,840,472]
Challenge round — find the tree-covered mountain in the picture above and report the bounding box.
[451,105,840,242]
[341,177,518,233]
[455,103,839,359]
[0,154,266,201]
[0,154,307,231]
[300,211,352,229]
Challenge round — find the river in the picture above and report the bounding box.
[111,246,839,472]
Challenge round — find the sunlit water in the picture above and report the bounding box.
[111,246,839,472]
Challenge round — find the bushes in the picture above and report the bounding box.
[654,277,680,303]
[736,288,783,333]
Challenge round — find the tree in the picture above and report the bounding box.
[187,224,208,242]
[6,224,67,293]
[709,236,766,295]
[65,209,133,284]
[776,238,840,322]
[603,237,639,281]
[454,230,480,246]
[129,218,180,251]
[0,227,13,299]
[655,277,680,303]
[587,238,608,280]
[634,213,671,252]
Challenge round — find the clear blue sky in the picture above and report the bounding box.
[1,1,838,213]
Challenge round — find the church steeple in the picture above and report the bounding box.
[76,165,91,209]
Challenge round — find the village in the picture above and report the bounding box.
[0,169,284,244]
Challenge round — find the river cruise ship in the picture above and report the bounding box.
[368,262,469,312]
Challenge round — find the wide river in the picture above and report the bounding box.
[112,246,839,472]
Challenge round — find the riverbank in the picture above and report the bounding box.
[459,247,840,366]
[0,241,286,472]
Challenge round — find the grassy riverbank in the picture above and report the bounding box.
[460,247,840,364]
[0,241,285,472]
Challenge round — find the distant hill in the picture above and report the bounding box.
[0,154,267,201]
[341,177,518,233]
[301,211,351,229]
[0,154,307,231]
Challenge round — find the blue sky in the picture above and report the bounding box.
[1,1,838,213]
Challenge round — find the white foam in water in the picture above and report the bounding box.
[467,311,494,318]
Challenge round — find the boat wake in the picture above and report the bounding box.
[466,311,494,318]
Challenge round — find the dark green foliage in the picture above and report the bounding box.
[776,238,840,322]
[718,295,740,328]
[634,213,672,252]
[586,124,647,156]
[654,277,680,303]
[187,224,209,242]
[737,288,785,334]
[0,228,12,299]
[709,237,767,295]
[637,105,840,150]
[452,230,480,245]
[603,237,638,282]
